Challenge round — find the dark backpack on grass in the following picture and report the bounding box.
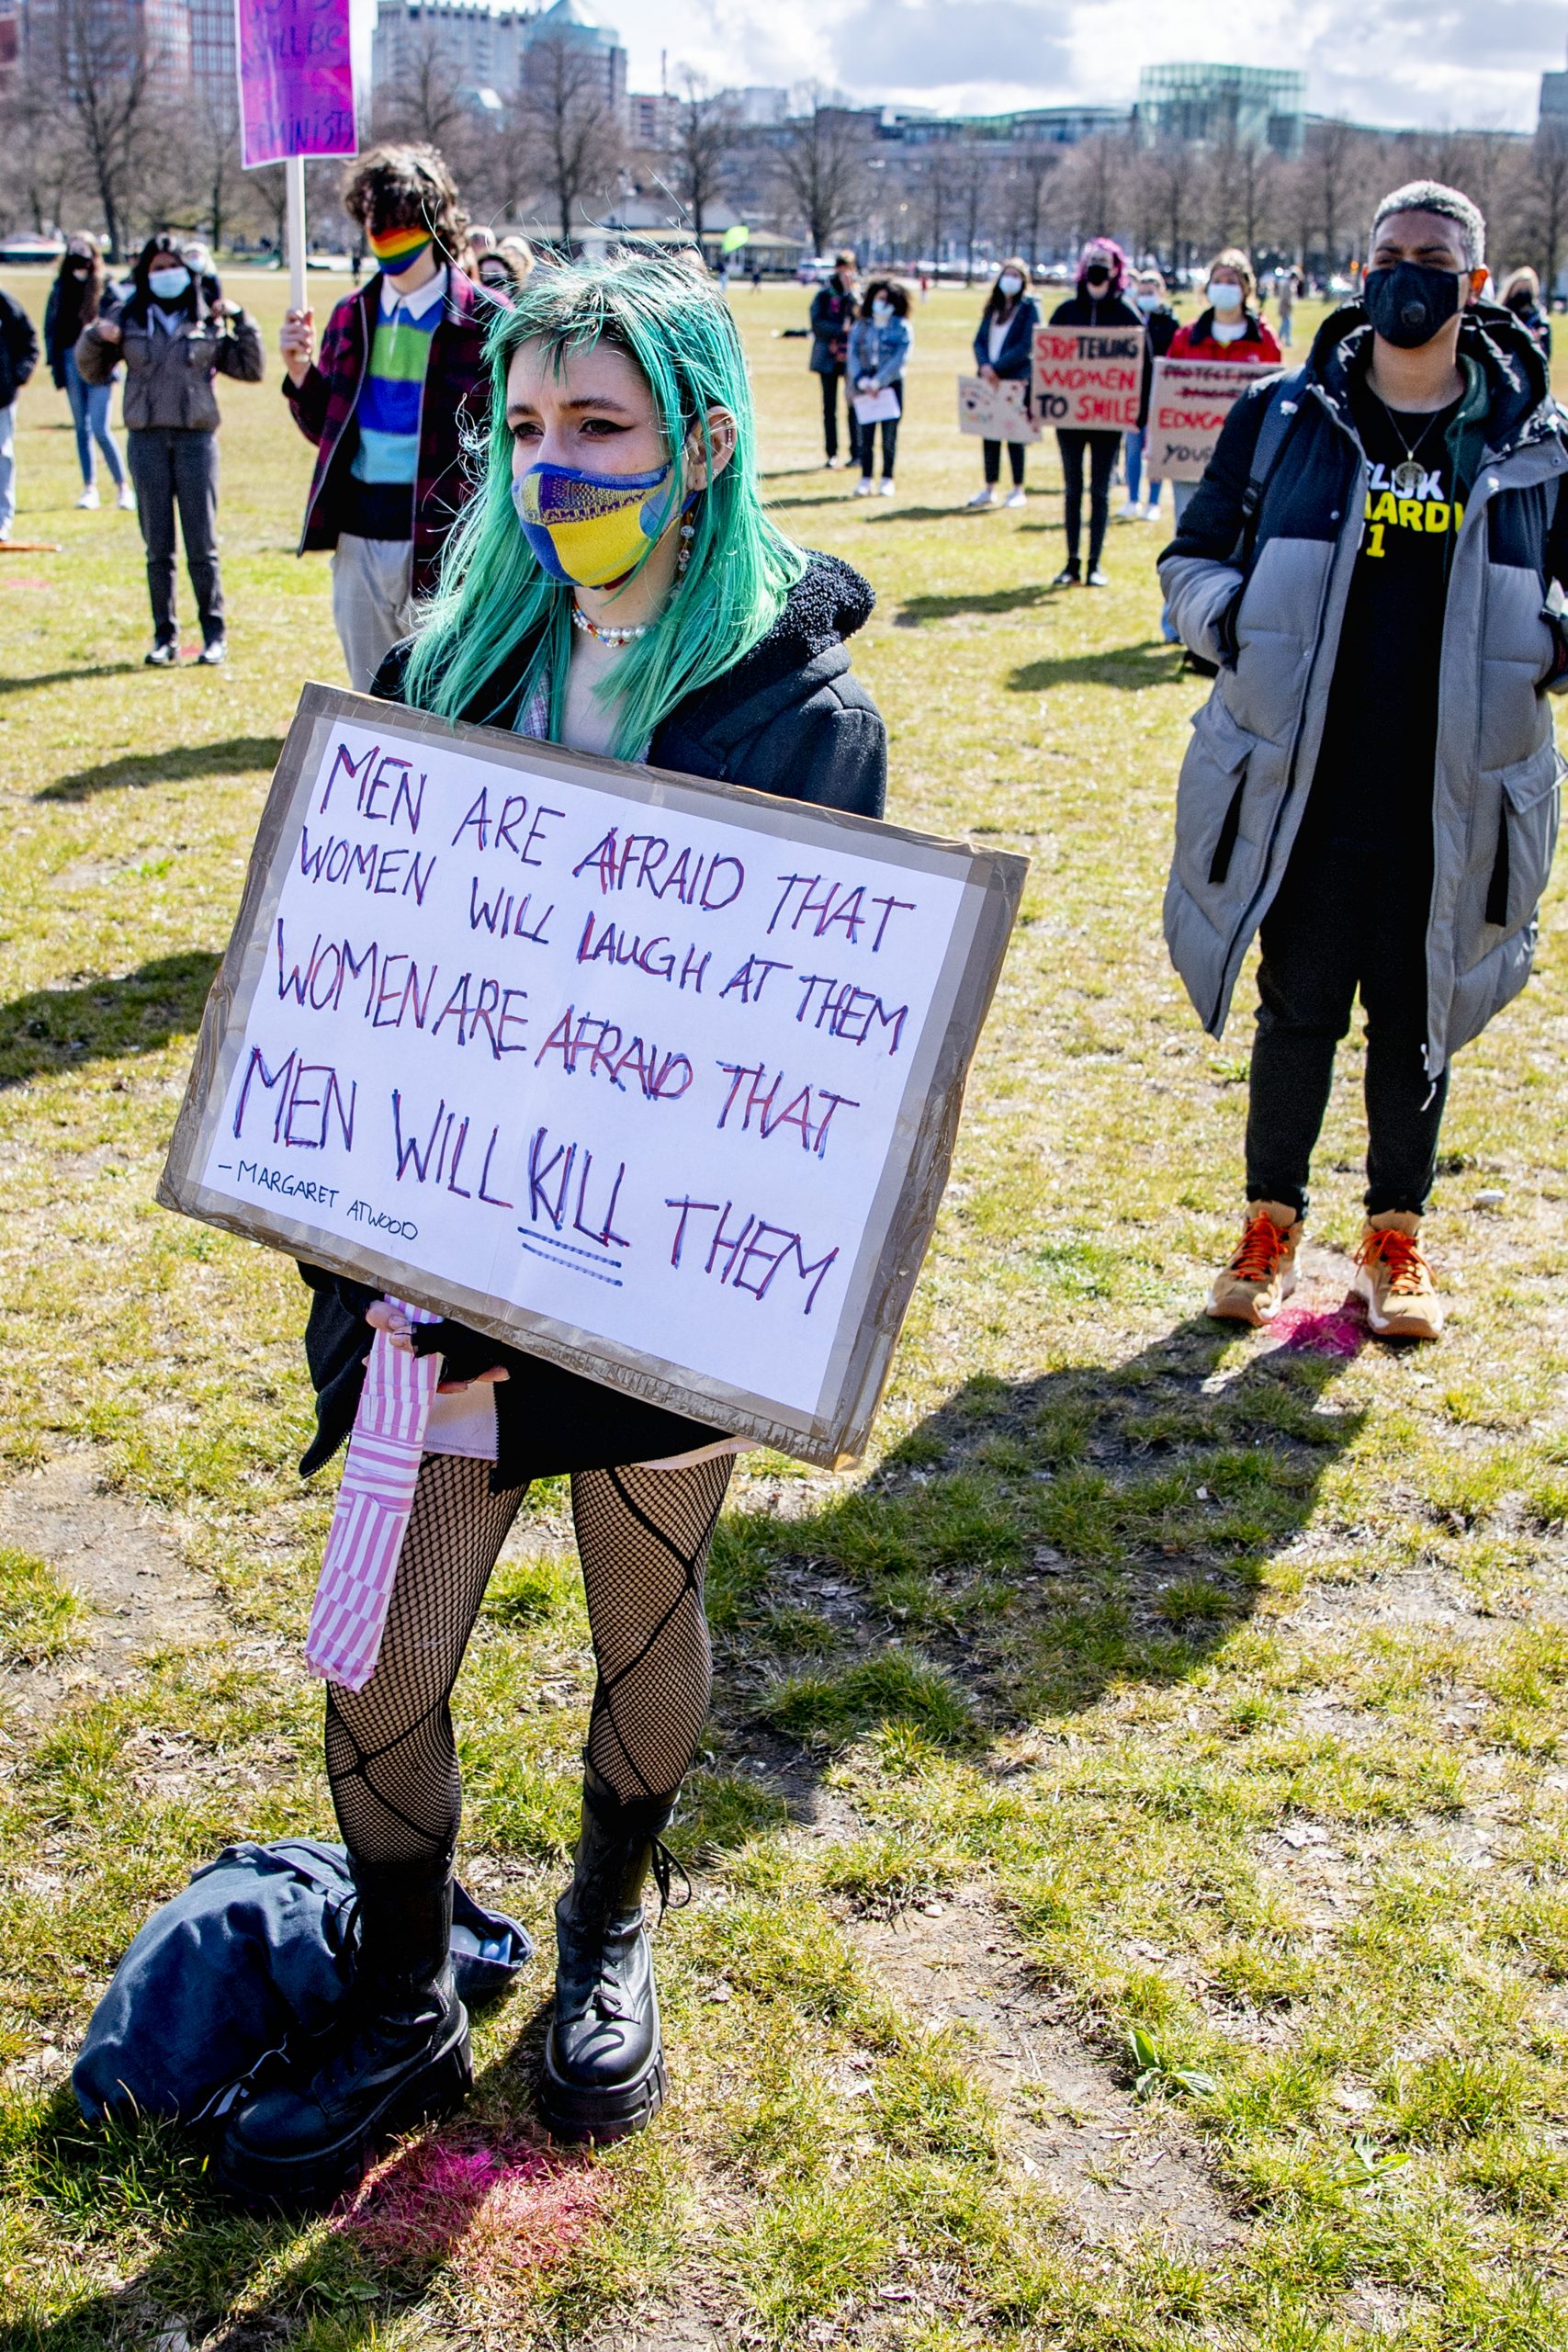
[73,1839,532,2127]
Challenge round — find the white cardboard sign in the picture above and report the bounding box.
[956,375,1041,444]
[1030,324,1145,429]
[159,685,1025,1468]
[1146,356,1281,481]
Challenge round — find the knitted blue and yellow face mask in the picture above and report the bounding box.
[511,457,679,588]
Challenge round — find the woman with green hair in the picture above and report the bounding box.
[219,252,886,2208]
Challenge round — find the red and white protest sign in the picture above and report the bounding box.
[1146,357,1281,481]
[1030,325,1145,430]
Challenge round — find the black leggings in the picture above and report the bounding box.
[1246,843,1449,1217]
[1056,429,1118,571]
[983,437,1026,487]
[859,386,903,479]
[819,368,857,463]
[323,1450,733,1869]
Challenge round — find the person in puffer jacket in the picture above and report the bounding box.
[1160,178,1568,1343]
[75,232,263,663]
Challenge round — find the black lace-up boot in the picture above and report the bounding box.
[217,1857,472,2211]
[539,1764,683,2143]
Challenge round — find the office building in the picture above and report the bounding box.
[1136,61,1305,158]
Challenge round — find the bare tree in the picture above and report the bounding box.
[191,81,246,254]
[773,99,865,255]
[1232,139,1279,267]
[1305,117,1365,280]
[1526,121,1568,300]
[46,0,161,259]
[954,149,992,283]
[1138,138,1192,278]
[516,31,625,253]
[0,66,86,238]
[375,25,489,192]
[666,73,739,250]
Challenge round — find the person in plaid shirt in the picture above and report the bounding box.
[280,145,498,690]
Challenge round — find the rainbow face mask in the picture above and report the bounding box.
[368,223,434,277]
[511,458,677,588]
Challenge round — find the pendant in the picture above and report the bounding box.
[1391,459,1425,499]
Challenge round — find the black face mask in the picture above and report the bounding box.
[1084,269,1109,292]
[1362,260,1462,349]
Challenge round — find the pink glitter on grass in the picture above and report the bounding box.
[1268,1296,1368,1358]
[341,2131,603,2282]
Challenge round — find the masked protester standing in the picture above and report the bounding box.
[1166,249,1280,531]
[1499,266,1551,362]
[214,253,887,2211]
[809,251,861,469]
[280,144,493,692]
[1050,241,1141,585]
[968,257,1040,509]
[1122,266,1179,520]
[1162,180,1568,1341]
[74,234,263,663]
[44,237,131,512]
[0,282,39,544]
[848,277,911,499]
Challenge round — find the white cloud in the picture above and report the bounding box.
[607,0,1563,130]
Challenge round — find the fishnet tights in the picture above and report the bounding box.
[323,1451,732,1867]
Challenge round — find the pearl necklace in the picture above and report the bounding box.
[571,604,649,648]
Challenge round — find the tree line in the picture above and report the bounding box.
[3,17,1566,299]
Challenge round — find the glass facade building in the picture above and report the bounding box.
[1136,62,1306,158]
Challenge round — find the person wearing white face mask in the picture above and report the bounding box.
[1165,248,1280,531]
[968,256,1040,509]
[847,277,911,497]
[1122,267,1179,520]
[76,232,263,664]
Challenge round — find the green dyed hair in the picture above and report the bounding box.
[403,251,807,758]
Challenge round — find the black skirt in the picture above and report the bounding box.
[298,1264,730,1492]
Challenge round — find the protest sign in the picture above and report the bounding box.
[1030,325,1144,430]
[852,384,901,424]
[956,375,1041,445]
[235,0,355,169]
[1146,356,1281,481]
[159,685,1026,1469]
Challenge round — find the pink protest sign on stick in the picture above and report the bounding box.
[236,0,356,169]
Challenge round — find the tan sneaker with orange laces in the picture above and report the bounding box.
[1353,1211,1443,1340]
[1206,1201,1303,1328]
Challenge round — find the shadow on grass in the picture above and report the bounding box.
[1008,638,1186,694]
[894,583,1052,627]
[701,1312,1368,1781]
[7,2032,603,2351]
[37,735,285,803]
[0,950,220,1088]
[0,662,144,698]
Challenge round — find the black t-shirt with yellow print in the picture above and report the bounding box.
[1305,369,1477,862]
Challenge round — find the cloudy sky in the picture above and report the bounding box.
[606,0,1567,133]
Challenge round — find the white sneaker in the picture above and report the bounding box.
[854,477,875,498]
[76,484,100,511]
[1004,487,1027,510]
[967,486,997,509]
[879,477,895,497]
[1144,502,1161,522]
[1117,499,1139,519]
[118,483,135,511]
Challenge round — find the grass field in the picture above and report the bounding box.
[4,269,1568,2351]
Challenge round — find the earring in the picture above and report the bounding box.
[676,514,696,576]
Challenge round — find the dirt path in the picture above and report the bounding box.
[0,1452,219,1722]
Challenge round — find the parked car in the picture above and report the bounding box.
[0,235,65,265]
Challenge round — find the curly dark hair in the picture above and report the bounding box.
[341,142,468,263]
[859,277,910,320]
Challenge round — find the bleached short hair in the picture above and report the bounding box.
[1371,181,1485,271]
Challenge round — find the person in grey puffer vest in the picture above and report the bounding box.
[1160,179,1568,1343]
[75,231,264,665]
